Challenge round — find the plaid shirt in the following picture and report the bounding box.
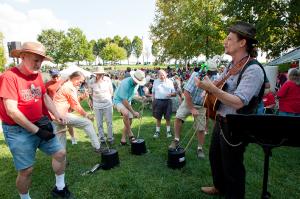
[183,72,204,105]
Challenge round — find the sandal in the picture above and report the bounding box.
[129,136,137,143]
[120,141,128,146]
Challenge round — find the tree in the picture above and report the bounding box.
[66,27,92,65]
[37,29,67,65]
[95,38,107,65]
[150,0,224,64]
[113,35,122,46]
[119,36,132,64]
[132,36,143,63]
[100,43,127,65]
[0,32,6,72]
[222,0,300,58]
[85,41,96,65]
[151,42,160,64]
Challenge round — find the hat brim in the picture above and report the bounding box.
[208,68,218,72]
[11,49,53,61]
[228,27,258,44]
[93,71,106,74]
[130,71,146,86]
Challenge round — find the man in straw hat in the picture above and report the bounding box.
[89,66,114,145]
[195,21,265,198]
[0,42,73,198]
[113,69,146,145]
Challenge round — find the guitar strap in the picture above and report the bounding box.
[215,56,251,87]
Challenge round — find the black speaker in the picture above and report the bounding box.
[7,41,21,57]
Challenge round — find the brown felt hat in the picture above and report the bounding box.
[228,21,258,44]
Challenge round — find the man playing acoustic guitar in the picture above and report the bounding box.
[195,21,265,199]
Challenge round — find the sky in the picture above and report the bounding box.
[0,0,156,55]
[0,0,267,63]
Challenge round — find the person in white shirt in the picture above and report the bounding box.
[89,67,114,144]
[152,70,176,138]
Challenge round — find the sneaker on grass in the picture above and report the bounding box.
[166,131,172,138]
[197,147,205,159]
[168,139,180,150]
[51,185,72,198]
[99,137,106,144]
[153,131,160,138]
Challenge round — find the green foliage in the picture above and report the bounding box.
[113,35,122,46]
[66,27,94,64]
[37,28,94,65]
[0,32,6,72]
[100,43,127,64]
[278,63,291,73]
[150,0,224,62]
[151,42,159,58]
[132,36,143,61]
[222,0,300,59]
[37,29,68,65]
[119,36,132,64]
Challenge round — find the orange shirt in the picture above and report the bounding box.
[45,79,65,99]
[53,80,86,116]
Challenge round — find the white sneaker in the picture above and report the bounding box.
[71,138,77,145]
[166,131,172,138]
[197,148,205,159]
[153,131,160,138]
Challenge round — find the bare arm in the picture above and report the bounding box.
[44,94,66,123]
[183,90,200,116]
[3,99,39,133]
[122,99,135,114]
[183,90,194,110]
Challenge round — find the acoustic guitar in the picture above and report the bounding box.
[204,56,252,120]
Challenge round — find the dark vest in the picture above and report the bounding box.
[236,59,266,114]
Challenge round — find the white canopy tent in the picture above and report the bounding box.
[60,65,92,79]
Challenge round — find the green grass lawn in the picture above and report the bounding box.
[0,102,300,199]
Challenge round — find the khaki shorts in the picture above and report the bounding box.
[115,103,133,118]
[175,100,206,131]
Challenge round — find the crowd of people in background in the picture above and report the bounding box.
[1,21,300,199]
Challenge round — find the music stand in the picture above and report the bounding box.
[226,114,300,199]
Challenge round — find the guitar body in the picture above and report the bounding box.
[204,82,226,120]
[203,56,252,120]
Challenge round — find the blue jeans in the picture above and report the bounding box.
[2,124,62,171]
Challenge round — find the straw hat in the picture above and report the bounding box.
[11,42,53,61]
[130,70,146,85]
[93,66,106,74]
[206,59,218,72]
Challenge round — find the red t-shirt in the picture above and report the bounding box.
[263,92,275,107]
[0,67,46,125]
[277,80,300,113]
